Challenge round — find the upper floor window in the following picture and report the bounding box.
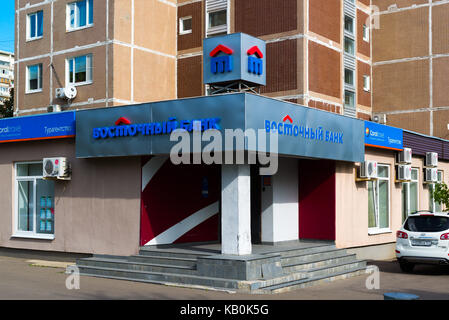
[66,54,92,86]
[27,11,43,40]
[179,16,192,35]
[206,0,228,37]
[363,75,371,92]
[363,24,370,42]
[344,15,354,34]
[67,0,93,31]
[344,37,355,55]
[26,63,42,93]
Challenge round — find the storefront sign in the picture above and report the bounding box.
[0,111,76,143]
[76,93,364,163]
[364,121,403,151]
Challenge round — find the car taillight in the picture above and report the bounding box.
[397,231,408,239]
[440,233,449,240]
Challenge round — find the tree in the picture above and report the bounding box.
[0,87,14,118]
[431,182,449,211]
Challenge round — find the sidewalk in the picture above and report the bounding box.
[0,250,448,300]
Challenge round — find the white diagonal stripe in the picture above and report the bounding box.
[141,156,168,192]
[144,201,219,246]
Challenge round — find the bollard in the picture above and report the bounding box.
[384,292,419,300]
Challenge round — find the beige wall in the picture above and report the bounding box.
[336,147,449,250]
[0,139,142,256]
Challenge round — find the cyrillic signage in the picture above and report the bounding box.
[364,121,403,151]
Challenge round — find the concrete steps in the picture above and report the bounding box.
[73,244,367,294]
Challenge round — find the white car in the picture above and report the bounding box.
[396,211,449,272]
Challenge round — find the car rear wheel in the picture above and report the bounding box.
[399,261,415,273]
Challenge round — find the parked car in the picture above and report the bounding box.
[396,211,449,272]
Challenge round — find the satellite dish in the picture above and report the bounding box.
[64,86,77,100]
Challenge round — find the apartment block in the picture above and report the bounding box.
[372,0,449,138]
[15,0,177,116]
[177,0,373,120]
[0,50,14,105]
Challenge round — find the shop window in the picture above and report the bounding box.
[179,16,192,35]
[66,54,92,86]
[402,168,419,222]
[14,162,55,239]
[368,164,390,233]
[27,11,43,40]
[67,0,93,31]
[26,64,42,93]
[429,170,443,212]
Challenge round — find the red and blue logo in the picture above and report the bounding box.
[210,44,234,74]
[247,46,263,75]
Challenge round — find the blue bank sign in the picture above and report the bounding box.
[0,111,75,143]
[364,121,403,151]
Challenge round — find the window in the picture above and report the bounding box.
[179,16,192,35]
[208,10,227,28]
[368,164,390,232]
[363,75,371,92]
[344,68,354,86]
[363,24,370,42]
[430,170,443,212]
[344,90,355,108]
[344,16,354,34]
[67,0,93,31]
[402,168,419,222]
[14,162,55,239]
[27,11,43,40]
[66,54,92,85]
[26,64,42,93]
[344,37,355,55]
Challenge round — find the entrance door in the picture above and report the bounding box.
[140,157,221,246]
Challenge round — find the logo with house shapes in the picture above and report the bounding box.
[247,46,264,75]
[210,44,234,74]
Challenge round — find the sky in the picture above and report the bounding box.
[0,0,15,53]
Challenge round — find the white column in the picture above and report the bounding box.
[261,158,299,243]
[221,164,252,255]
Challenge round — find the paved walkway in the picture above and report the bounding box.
[0,250,448,300]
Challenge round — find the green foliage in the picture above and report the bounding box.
[0,87,14,118]
[431,182,449,211]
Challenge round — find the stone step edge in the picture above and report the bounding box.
[77,257,196,271]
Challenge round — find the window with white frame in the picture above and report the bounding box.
[66,54,92,86]
[26,64,42,93]
[368,164,390,232]
[67,0,93,31]
[206,0,228,37]
[344,90,355,108]
[344,15,354,34]
[363,75,371,92]
[402,168,419,222]
[179,16,192,35]
[344,68,354,87]
[14,162,55,239]
[27,11,43,40]
[363,24,370,42]
[344,36,355,55]
[430,170,443,212]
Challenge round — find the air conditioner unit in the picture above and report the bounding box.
[396,165,412,181]
[397,148,412,164]
[425,152,438,167]
[55,86,77,100]
[359,161,378,179]
[43,157,71,180]
[373,113,387,125]
[47,105,61,113]
[424,168,438,183]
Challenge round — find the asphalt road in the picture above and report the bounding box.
[0,250,448,301]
